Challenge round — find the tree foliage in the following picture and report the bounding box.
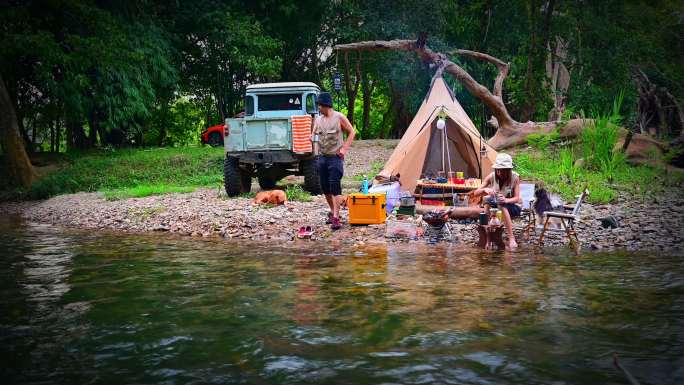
[0,0,682,156]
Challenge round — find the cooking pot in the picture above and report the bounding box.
[400,196,415,207]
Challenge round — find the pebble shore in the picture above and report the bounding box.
[1,140,681,252]
[2,186,682,252]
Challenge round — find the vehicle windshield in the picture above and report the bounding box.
[258,93,303,111]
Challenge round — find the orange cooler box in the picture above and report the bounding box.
[348,193,387,225]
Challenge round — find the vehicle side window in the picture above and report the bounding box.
[244,96,254,116]
[258,94,303,111]
[306,93,317,114]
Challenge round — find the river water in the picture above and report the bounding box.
[1,217,683,385]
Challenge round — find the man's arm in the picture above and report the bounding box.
[337,113,355,157]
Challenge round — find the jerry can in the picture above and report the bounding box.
[348,193,387,225]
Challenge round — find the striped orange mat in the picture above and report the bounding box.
[291,115,313,154]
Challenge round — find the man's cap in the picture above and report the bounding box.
[316,92,333,108]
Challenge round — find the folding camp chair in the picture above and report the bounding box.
[538,186,590,251]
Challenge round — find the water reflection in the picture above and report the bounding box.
[0,220,682,385]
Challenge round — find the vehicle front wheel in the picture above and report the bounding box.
[208,132,223,147]
[224,157,250,196]
[301,158,322,195]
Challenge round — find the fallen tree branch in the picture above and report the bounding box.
[450,49,510,98]
[335,39,516,130]
[335,38,666,161]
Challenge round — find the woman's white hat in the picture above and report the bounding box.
[493,153,513,169]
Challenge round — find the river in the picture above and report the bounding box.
[1,217,682,384]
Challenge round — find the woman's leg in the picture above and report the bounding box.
[502,206,518,249]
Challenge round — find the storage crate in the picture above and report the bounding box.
[348,193,386,225]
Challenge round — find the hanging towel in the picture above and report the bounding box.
[291,115,313,154]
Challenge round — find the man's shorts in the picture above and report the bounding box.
[484,196,522,218]
[317,155,344,196]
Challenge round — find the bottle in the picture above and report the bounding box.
[479,212,488,225]
[362,175,369,194]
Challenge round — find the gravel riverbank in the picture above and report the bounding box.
[3,186,682,252]
[1,140,682,252]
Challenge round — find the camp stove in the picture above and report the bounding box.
[422,211,456,243]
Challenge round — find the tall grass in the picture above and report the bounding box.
[103,184,198,200]
[285,184,312,202]
[28,146,224,199]
[582,91,624,181]
[514,92,682,204]
[558,147,580,182]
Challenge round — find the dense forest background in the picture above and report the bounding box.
[1,0,682,152]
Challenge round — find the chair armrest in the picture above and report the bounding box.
[545,212,577,219]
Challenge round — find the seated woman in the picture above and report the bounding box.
[473,153,522,249]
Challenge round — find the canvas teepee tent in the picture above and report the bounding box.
[377,76,498,192]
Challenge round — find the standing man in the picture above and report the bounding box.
[312,92,355,230]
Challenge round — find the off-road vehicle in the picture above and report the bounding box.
[223,82,321,196]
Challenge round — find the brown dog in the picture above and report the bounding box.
[253,190,287,206]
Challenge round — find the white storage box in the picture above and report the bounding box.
[369,182,401,215]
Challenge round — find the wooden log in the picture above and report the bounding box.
[415,204,482,219]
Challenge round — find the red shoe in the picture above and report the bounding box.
[331,217,341,230]
[297,225,315,239]
[304,225,314,238]
[297,226,307,239]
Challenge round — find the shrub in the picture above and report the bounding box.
[558,147,580,182]
[581,92,625,178]
[285,184,312,202]
[526,129,560,150]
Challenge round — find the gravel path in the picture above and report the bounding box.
[2,139,682,252]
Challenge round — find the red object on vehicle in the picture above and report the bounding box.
[201,124,225,146]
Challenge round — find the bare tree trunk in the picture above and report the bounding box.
[522,0,539,122]
[50,119,56,153]
[634,67,684,141]
[30,117,37,152]
[387,84,412,139]
[343,52,361,126]
[361,72,375,137]
[0,74,35,188]
[86,111,99,148]
[66,114,86,151]
[55,118,61,153]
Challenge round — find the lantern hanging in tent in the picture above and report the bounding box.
[436,117,446,130]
